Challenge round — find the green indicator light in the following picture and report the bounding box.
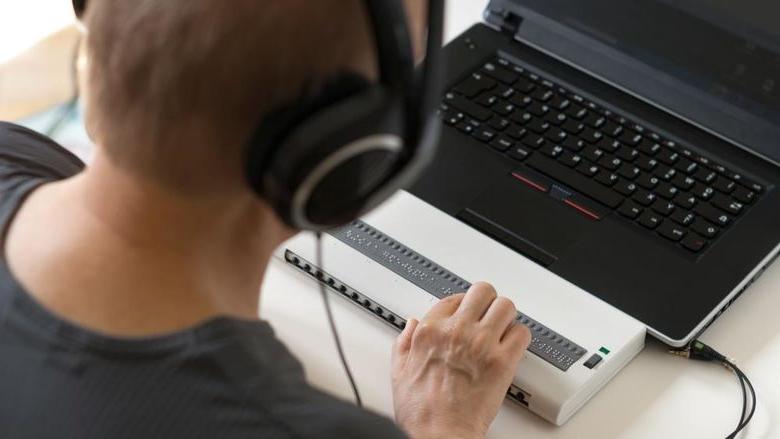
[599,347,611,355]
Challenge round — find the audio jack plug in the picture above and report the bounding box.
[668,340,735,369]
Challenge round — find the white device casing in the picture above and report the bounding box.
[279,191,646,425]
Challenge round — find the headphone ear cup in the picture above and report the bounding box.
[245,73,371,197]
[265,87,405,228]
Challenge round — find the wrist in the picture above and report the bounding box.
[399,420,486,439]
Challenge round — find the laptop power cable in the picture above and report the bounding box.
[668,340,756,438]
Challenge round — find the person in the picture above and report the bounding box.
[0,1,532,438]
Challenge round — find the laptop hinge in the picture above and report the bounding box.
[484,6,523,36]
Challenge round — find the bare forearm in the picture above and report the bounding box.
[0,25,79,120]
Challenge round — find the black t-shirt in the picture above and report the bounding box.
[0,122,406,439]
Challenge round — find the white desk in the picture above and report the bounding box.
[259,3,779,438]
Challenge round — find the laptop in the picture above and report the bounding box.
[280,0,780,425]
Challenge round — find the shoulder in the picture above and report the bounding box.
[0,122,84,180]
[192,321,408,439]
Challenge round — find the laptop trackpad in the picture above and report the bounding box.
[458,177,591,267]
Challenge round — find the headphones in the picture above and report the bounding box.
[73,0,444,231]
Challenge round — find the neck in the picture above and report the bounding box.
[7,151,292,336]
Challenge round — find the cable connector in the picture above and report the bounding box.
[668,340,736,369]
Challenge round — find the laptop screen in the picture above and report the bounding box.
[511,0,780,165]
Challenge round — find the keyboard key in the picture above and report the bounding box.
[638,211,663,230]
[652,199,676,216]
[617,163,641,180]
[711,193,743,215]
[490,136,514,152]
[691,218,719,238]
[546,111,568,126]
[619,130,643,146]
[514,77,536,93]
[472,128,496,143]
[562,137,585,152]
[633,189,657,206]
[522,134,546,149]
[482,62,518,84]
[618,201,643,219]
[585,113,607,129]
[692,184,715,200]
[540,144,564,158]
[508,146,532,161]
[531,88,554,102]
[527,102,550,117]
[492,100,515,116]
[656,183,679,199]
[673,193,698,210]
[637,140,662,155]
[595,172,619,187]
[657,221,686,242]
[566,104,588,119]
[671,210,696,226]
[526,118,550,134]
[614,180,638,196]
[544,128,568,143]
[454,73,496,98]
[635,155,659,171]
[506,125,527,140]
[581,128,604,143]
[582,145,605,162]
[476,93,498,107]
[653,164,677,181]
[672,174,696,191]
[487,116,510,131]
[445,93,492,121]
[577,162,600,177]
[456,121,475,134]
[732,186,756,204]
[637,174,660,190]
[713,177,737,194]
[693,168,718,184]
[674,158,699,174]
[616,145,639,162]
[510,111,533,125]
[559,152,582,168]
[681,233,707,253]
[509,94,533,108]
[596,138,620,153]
[526,155,624,208]
[657,149,679,165]
[598,156,622,171]
[562,120,585,134]
[694,204,732,227]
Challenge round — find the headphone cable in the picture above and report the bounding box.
[315,232,363,407]
[669,340,756,438]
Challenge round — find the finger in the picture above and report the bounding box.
[422,293,465,321]
[454,282,497,322]
[480,296,518,338]
[501,323,532,364]
[392,319,419,370]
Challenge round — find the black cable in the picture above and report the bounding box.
[669,340,756,438]
[315,232,363,407]
[729,365,756,438]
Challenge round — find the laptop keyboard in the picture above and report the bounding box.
[440,56,765,254]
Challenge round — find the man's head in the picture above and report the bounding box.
[78,0,425,195]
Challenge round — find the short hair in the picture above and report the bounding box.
[82,0,380,193]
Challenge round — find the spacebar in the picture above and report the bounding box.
[525,155,623,208]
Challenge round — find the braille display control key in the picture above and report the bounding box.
[440,56,767,255]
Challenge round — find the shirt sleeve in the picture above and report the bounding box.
[0,122,85,184]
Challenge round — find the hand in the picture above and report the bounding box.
[391,282,532,439]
